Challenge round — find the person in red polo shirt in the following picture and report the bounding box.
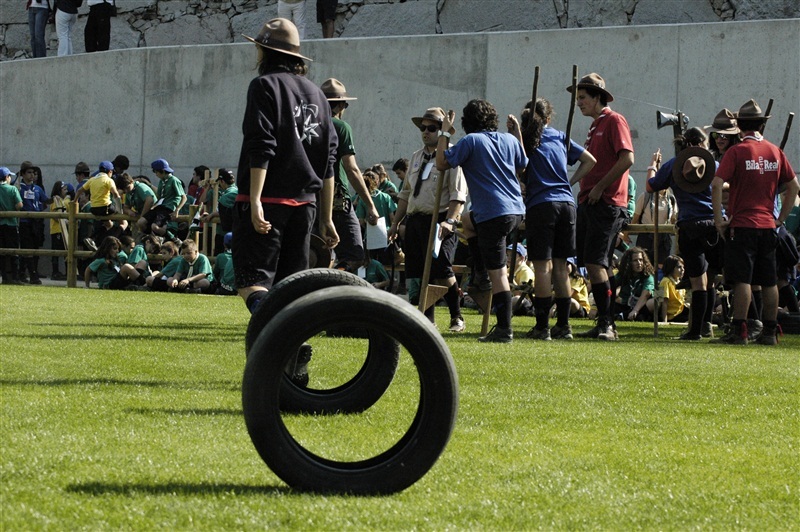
[569,73,635,341]
[712,99,799,345]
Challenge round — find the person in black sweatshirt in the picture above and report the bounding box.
[233,17,339,315]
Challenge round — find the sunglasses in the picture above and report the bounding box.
[419,125,440,133]
[711,132,730,140]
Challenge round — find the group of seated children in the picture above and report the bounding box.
[84,233,235,295]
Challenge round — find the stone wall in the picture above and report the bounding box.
[1,0,798,61]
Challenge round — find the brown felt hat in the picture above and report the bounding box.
[19,161,35,174]
[411,107,445,128]
[672,147,716,194]
[704,108,740,135]
[321,78,357,101]
[242,18,312,62]
[737,99,771,121]
[566,72,614,102]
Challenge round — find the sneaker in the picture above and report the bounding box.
[710,331,747,345]
[677,331,702,341]
[746,319,763,342]
[701,322,714,338]
[550,324,573,340]
[448,317,466,333]
[51,272,65,280]
[28,276,42,285]
[525,326,551,340]
[755,325,781,346]
[83,238,98,252]
[479,325,513,343]
[597,322,618,341]
[285,343,313,388]
[576,323,602,338]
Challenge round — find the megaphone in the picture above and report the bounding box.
[656,110,690,130]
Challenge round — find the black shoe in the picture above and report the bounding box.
[51,272,66,280]
[479,325,513,343]
[755,325,780,346]
[28,276,42,285]
[525,326,551,340]
[550,324,573,340]
[746,319,763,342]
[3,278,24,285]
[677,331,702,341]
[576,323,602,338]
[83,238,98,252]
[285,343,313,388]
[700,322,714,338]
[597,323,618,341]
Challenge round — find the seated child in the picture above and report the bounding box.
[357,251,390,290]
[210,232,233,294]
[614,246,656,321]
[146,241,180,291]
[84,236,128,290]
[119,234,161,287]
[659,255,690,322]
[169,238,213,293]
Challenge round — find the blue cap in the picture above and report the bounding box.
[63,183,75,194]
[99,161,114,172]
[224,232,233,247]
[566,256,577,265]
[0,167,15,179]
[507,243,527,257]
[151,158,174,173]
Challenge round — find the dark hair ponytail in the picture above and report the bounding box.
[521,98,554,153]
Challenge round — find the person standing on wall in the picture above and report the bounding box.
[26,0,50,58]
[278,0,306,39]
[55,0,82,56]
[85,0,115,53]
[316,0,337,38]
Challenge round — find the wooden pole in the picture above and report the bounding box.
[418,158,449,315]
[780,112,794,150]
[66,200,79,288]
[565,64,578,147]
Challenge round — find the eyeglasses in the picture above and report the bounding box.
[419,125,440,133]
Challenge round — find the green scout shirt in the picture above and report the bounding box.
[177,253,214,282]
[218,185,238,209]
[126,244,148,265]
[615,272,655,308]
[126,181,157,213]
[160,256,182,278]
[213,250,232,281]
[89,257,121,288]
[157,174,185,212]
[357,190,395,228]
[333,117,356,193]
[0,183,22,226]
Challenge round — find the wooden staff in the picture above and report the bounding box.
[210,168,220,254]
[530,66,540,107]
[565,64,578,148]
[780,112,794,150]
[764,98,774,123]
[418,158,449,315]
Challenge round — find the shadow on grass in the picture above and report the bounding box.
[125,407,242,416]
[65,481,290,496]
[0,378,239,391]
[2,332,245,342]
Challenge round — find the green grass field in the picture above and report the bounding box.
[1,285,798,530]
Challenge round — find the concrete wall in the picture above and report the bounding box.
[6,0,796,61]
[1,19,798,199]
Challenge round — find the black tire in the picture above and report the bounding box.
[245,268,400,414]
[242,286,459,495]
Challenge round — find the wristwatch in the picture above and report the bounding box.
[445,218,457,225]
[438,130,451,139]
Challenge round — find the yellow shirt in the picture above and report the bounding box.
[49,197,70,234]
[82,172,114,208]
[570,276,591,313]
[660,276,685,320]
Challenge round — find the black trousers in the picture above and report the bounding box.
[85,2,113,52]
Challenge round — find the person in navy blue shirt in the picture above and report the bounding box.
[647,127,720,340]
[511,97,596,341]
[436,99,528,343]
[18,161,50,284]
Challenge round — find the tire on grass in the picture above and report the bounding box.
[245,268,399,414]
[242,286,458,494]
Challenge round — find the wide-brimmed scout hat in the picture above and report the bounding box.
[737,99,771,121]
[566,72,614,102]
[704,108,739,135]
[672,147,716,194]
[321,78,357,101]
[243,18,312,62]
[412,107,446,128]
[74,161,91,175]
